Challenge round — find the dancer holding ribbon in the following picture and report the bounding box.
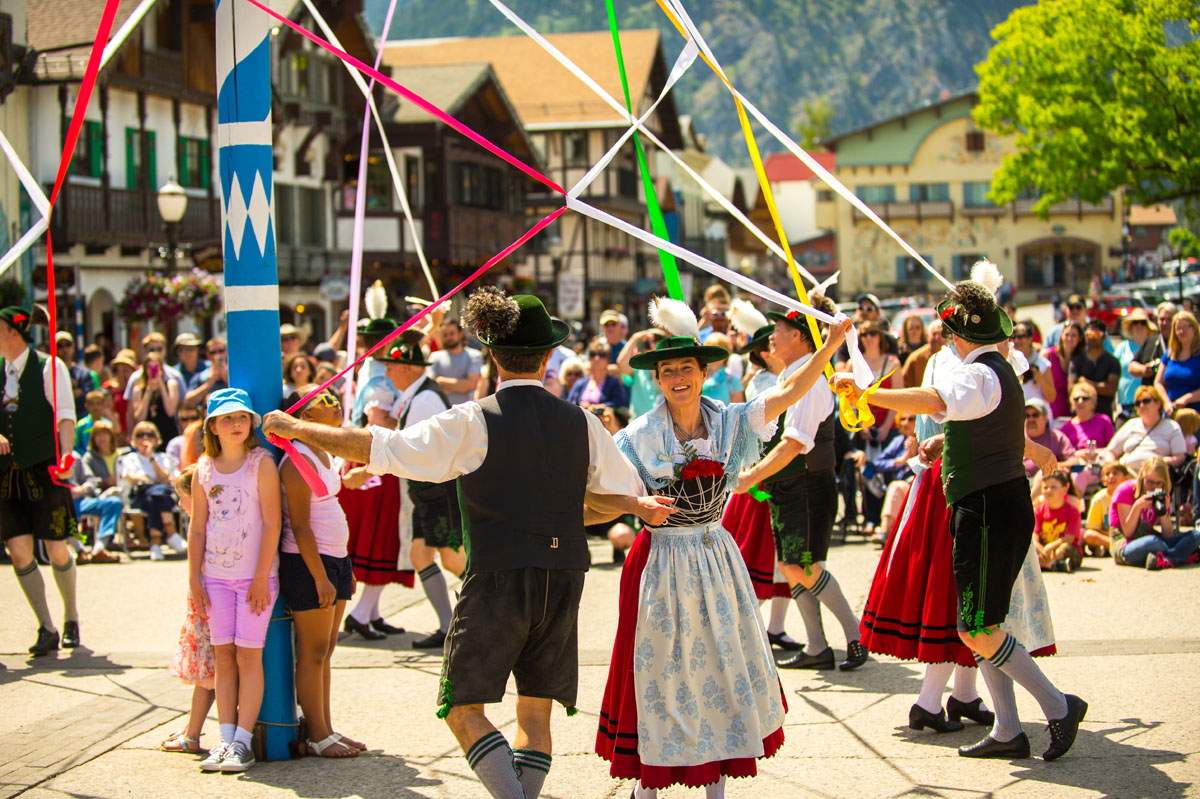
[734,302,868,672]
[596,297,850,798]
[834,275,1087,761]
[0,305,80,656]
[265,288,662,799]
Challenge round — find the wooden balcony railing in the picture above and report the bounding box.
[851,201,954,222]
[51,183,220,247]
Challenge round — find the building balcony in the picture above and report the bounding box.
[851,201,953,222]
[1013,196,1114,217]
[50,182,220,248]
[962,203,1007,217]
[277,245,349,285]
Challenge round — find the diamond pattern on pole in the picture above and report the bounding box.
[222,170,272,260]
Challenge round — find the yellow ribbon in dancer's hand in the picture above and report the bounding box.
[831,369,895,434]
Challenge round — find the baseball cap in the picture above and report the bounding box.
[1024,397,1051,417]
[599,309,623,325]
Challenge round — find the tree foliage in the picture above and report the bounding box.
[797,97,834,149]
[974,0,1200,217]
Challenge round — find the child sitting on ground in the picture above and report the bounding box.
[1083,462,1129,558]
[1034,469,1084,573]
[162,465,215,755]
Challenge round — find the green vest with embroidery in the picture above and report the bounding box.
[399,376,451,494]
[0,349,58,470]
[941,350,1026,506]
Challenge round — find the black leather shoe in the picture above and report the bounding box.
[1043,694,1088,761]
[344,617,386,640]
[779,647,834,669]
[29,626,59,656]
[612,546,626,565]
[909,704,964,733]
[370,618,405,635]
[412,630,447,649]
[767,631,803,651]
[958,733,1030,759]
[61,620,80,649]
[839,640,869,671]
[947,696,995,727]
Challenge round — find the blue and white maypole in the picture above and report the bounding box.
[215,0,296,759]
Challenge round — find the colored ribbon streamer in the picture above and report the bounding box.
[833,368,895,434]
[604,0,682,300]
[43,0,122,484]
[746,483,771,502]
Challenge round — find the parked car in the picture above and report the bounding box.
[1088,294,1153,334]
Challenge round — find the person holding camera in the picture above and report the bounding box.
[184,338,229,411]
[1108,456,1200,570]
[130,351,180,451]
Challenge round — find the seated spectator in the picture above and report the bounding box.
[1060,381,1115,450]
[167,405,203,470]
[117,421,183,561]
[557,357,586,401]
[1034,470,1084,572]
[700,333,745,404]
[1109,456,1200,570]
[130,351,180,450]
[866,413,917,545]
[1024,397,1077,479]
[1174,407,1200,452]
[75,389,109,455]
[69,446,123,565]
[105,348,138,445]
[567,337,629,409]
[1069,320,1121,417]
[82,420,120,493]
[283,352,317,396]
[1084,461,1131,557]
[1155,309,1200,415]
[1105,385,1186,472]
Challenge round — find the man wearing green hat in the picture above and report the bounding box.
[0,307,82,655]
[834,279,1087,762]
[350,317,399,426]
[264,288,666,799]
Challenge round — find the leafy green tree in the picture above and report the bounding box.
[797,97,834,149]
[974,0,1200,217]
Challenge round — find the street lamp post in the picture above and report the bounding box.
[547,234,564,314]
[157,176,188,273]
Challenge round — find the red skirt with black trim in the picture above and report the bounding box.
[859,461,1054,666]
[595,530,785,789]
[722,493,789,600]
[339,468,413,588]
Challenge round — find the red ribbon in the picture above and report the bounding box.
[44,0,121,486]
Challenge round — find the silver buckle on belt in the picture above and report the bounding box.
[550,537,559,549]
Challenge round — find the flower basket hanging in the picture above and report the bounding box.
[119,269,222,325]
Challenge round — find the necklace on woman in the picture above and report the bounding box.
[673,418,707,442]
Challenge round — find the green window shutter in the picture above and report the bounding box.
[200,140,210,190]
[125,128,136,189]
[179,137,190,188]
[147,131,157,190]
[88,122,102,178]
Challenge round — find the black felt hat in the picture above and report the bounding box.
[374,331,430,366]
[766,309,813,333]
[358,317,400,338]
[479,295,571,354]
[737,324,774,354]
[0,306,33,342]
[936,293,1012,345]
[628,336,730,370]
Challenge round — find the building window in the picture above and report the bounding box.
[817,189,834,202]
[909,183,950,202]
[365,156,391,211]
[125,128,156,190]
[70,121,103,178]
[963,181,993,207]
[966,130,985,153]
[299,187,325,247]
[1022,244,1094,287]
[283,52,308,97]
[275,184,295,246]
[453,162,510,211]
[857,184,895,204]
[951,254,987,281]
[563,131,588,167]
[405,155,422,212]
[895,254,932,284]
[179,136,210,190]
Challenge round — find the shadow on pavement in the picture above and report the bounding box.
[781,655,925,696]
[244,752,440,798]
[0,648,131,685]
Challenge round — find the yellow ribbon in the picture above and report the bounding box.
[652,0,830,378]
[833,369,896,434]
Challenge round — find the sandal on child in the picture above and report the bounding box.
[307,735,358,758]
[161,730,203,754]
[332,732,367,751]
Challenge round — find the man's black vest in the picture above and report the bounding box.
[456,385,589,572]
[399,376,451,494]
[0,349,57,470]
[941,350,1027,506]
[761,409,837,484]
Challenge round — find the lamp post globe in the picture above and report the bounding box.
[157,176,188,273]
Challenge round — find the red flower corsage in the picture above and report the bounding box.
[939,305,957,322]
[679,457,724,480]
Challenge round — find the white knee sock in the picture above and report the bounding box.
[916,662,954,713]
[634,782,658,799]
[952,663,985,707]
[706,775,727,798]
[350,584,385,625]
[767,595,789,635]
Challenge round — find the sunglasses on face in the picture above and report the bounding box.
[860,331,880,338]
[134,432,157,440]
[1135,398,1158,407]
[1024,412,1042,419]
[145,346,165,354]
[589,352,607,359]
[859,305,877,313]
[308,393,339,409]
[1012,332,1031,340]
[1071,396,1092,403]
[281,334,299,342]
[1068,303,1084,311]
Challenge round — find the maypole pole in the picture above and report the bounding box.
[215,0,296,759]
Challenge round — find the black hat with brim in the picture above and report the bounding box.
[628,336,729,370]
[359,317,400,337]
[0,306,33,342]
[374,339,430,367]
[737,324,774,354]
[936,297,1012,345]
[480,294,571,354]
[766,309,812,333]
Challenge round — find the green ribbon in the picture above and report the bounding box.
[747,483,771,502]
[604,0,683,301]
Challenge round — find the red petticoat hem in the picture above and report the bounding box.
[596,726,785,789]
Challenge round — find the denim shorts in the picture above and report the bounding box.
[279,552,354,612]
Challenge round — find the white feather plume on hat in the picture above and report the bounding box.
[729,299,768,335]
[365,279,388,320]
[970,260,1004,297]
[648,296,700,341]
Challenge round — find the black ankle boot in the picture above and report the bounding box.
[947,696,995,726]
[908,704,965,733]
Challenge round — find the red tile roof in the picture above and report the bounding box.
[763,150,835,183]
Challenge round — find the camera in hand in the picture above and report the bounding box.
[1146,488,1168,515]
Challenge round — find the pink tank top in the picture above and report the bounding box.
[280,441,349,558]
[197,449,275,581]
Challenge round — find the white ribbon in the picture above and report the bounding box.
[0,128,51,277]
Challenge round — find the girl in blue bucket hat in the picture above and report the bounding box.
[189,388,282,774]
